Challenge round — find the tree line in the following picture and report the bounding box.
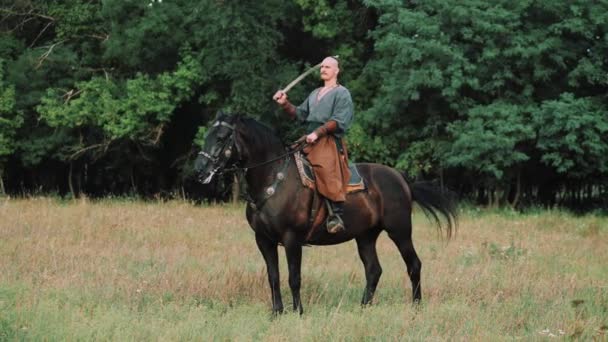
[1,0,607,210]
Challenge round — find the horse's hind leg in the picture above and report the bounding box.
[356,229,383,305]
[386,219,422,303]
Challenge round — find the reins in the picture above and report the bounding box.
[223,140,308,173]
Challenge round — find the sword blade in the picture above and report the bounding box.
[281,55,339,93]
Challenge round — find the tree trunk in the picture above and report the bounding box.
[232,174,240,204]
[68,162,76,198]
[76,164,82,197]
[0,169,5,195]
[495,187,502,208]
[130,167,137,194]
[439,166,444,192]
[491,185,504,208]
[509,170,521,208]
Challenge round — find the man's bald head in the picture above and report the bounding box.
[320,56,340,83]
[323,56,339,68]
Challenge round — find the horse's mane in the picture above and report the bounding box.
[234,114,284,149]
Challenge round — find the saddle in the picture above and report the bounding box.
[294,152,366,241]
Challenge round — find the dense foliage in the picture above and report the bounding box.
[1,0,606,208]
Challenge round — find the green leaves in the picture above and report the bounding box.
[0,60,21,160]
[295,0,349,39]
[358,0,608,189]
[38,52,203,141]
[533,93,608,176]
[446,102,534,180]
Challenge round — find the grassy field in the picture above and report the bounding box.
[0,197,607,340]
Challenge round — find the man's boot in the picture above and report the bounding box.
[326,200,345,233]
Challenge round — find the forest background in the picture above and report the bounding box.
[1,0,607,210]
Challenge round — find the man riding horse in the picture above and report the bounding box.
[273,56,353,233]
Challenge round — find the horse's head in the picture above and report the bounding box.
[195,112,285,184]
[194,112,241,184]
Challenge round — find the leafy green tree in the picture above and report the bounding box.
[101,0,290,112]
[0,0,606,207]
[1,0,102,195]
[0,60,21,194]
[38,52,203,141]
[2,0,296,195]
[35,51,203,195]
[446,102,534,206]
[533,93,608,177]
[358,0,608,206]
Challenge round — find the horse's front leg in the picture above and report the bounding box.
[283,230,304,315]
[255,232,283,314]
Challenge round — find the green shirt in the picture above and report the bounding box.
[296,85,354,138]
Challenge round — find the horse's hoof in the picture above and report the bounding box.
[271,307,284,317]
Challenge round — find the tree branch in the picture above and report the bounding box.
[29,20,54,48]
[70,140,113,161]
[87,33,110,42]
[63,89,83,104]
[35,40,65,69]
[0,7,55,34]
[152,124,165,145]
[0,8,55,22]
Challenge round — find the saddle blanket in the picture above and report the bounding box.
[294,152,366,193]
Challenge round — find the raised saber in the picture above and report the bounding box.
[274,55,339,99]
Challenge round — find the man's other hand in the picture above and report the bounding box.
[306,132,319,144]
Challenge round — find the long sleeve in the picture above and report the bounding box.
[327,89,354,133]
[296,96,310,122]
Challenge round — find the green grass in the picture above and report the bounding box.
[0,197,607,340]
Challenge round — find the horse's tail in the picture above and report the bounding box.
[408,178,458,238]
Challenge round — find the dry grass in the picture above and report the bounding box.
[0,197,606,340]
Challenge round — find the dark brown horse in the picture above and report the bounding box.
[195,113,457,315]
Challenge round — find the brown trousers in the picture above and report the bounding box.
[304,136,351,202]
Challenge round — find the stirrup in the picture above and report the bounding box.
[326,214,345,233]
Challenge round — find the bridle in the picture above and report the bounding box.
[197,120,239,184]
[197,119,307,181]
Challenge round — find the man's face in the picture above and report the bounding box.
[320,57,339,81]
